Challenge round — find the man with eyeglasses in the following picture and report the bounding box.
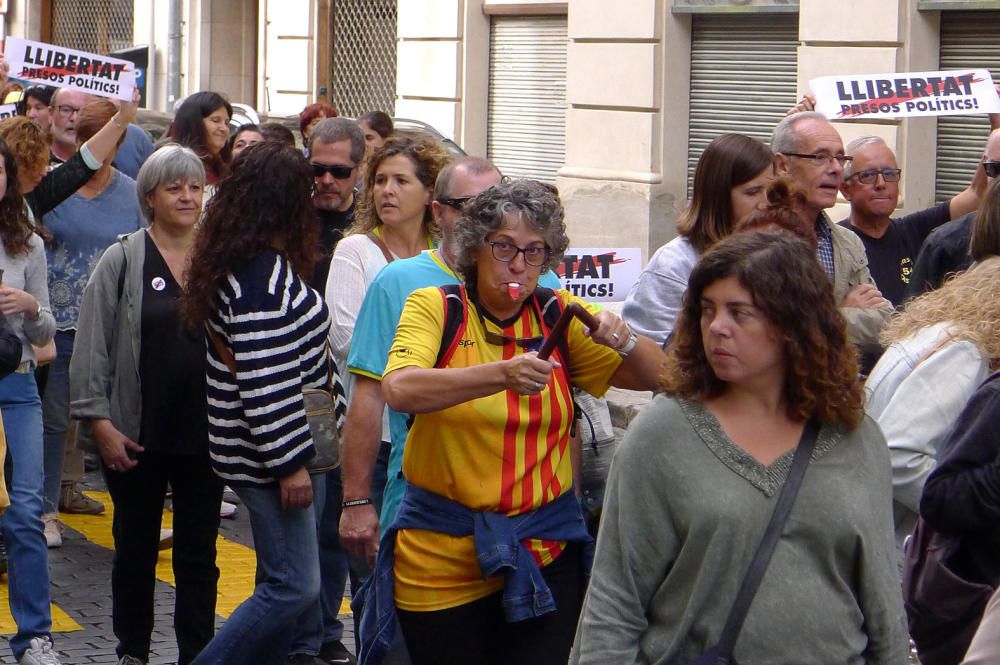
[907,128,1000,299]
[838,133,993,308]
[48,88,91,165]
[772,111,892,355]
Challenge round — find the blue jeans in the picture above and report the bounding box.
[40,330,74,514]
[289,469,348,654]
[191,483,320,665]
[0,370,53,659]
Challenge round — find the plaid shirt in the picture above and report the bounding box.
[814,214,835,279]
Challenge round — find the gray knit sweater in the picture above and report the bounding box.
[570,395,909,665]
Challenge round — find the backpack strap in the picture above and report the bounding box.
[434,284,469,368]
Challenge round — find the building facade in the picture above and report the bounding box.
[3,0,997,257]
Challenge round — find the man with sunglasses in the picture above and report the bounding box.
[309,117,364,290]
[284,116,366,665]
[838,133,992,307]
[908,128,1000,299]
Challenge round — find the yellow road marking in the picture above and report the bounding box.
[0,584,82,634]
[61,491,350,619]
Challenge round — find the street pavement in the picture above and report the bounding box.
[0,470,355,664]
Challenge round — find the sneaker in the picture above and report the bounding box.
[318,641,357,665]
[158,529,173,551]
[223,485,241,505]
[117,655,145,665]
[42,513,62,549]
[220,501,237,519]
[18,636,61,664]
[288,656,326,665]
[58,486,105,515]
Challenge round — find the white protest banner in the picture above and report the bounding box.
[553,248,642,302]
[809,69,1000,121]
[0,104,17,120]
[4,37,135,101]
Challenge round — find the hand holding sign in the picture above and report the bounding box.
[810,69,1000,120]
[3,37,136,102]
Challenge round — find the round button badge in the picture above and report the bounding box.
[151,276,166,291]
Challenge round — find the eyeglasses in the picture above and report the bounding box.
[783,152,852,167]
[55,105,80,117]
[984,161,1000,179]
[310,162,355,180]
[485,240,550,267]
[438,196,473,210]
[474,301,543,349]
[846,167,902,184]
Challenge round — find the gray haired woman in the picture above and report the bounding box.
[355,179,663,665]
[70,144,224,665]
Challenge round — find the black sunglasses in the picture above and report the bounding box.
[846,167,902,184]
[437,196,473,210]
[310,162,355,180]
[473,301,542,349]
[984,161,1000,179]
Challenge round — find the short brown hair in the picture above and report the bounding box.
[661,230,863,428]
[75,99,121,146]
[970,177,1000,262]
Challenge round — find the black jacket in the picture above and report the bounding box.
[905,212,975,301]
[921,371,1000,586]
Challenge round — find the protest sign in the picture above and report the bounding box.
[4,37,135,101]
[553,248,642,303]
[0,104,17,120]
[810,69,1000,120]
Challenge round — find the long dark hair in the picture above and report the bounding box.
[677,134,774,253]
[661,230,862,427]
[163,91,233,179]
[0,140,33,256]
[181,142,318,329]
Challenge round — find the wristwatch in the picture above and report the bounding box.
[618,332,638,358]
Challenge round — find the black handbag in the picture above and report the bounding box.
[673,419,819,665]
[207,325,346,474]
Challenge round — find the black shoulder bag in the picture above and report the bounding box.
[675,419,820,665]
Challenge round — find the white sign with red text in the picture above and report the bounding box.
[4,37,135,101]
[810,69,1000,120]
[554,248,642,303]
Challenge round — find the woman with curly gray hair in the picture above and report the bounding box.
[353,179,662,665]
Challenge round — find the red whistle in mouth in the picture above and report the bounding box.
[506,282,523,299]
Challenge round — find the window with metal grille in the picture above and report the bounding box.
[687,14,799,194]
[936,11,1000,203]
[330,0,397,119]
[51,0,133,54]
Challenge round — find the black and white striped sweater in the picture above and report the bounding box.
[205,250,331,485]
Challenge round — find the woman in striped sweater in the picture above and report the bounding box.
[181,141,331,665]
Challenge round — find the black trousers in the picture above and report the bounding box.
[104,449,224,665]
[397,542,585,665]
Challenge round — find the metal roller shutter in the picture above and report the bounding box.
[487,15,567,183]
[936,11,1000,203]
[688,14,799,193]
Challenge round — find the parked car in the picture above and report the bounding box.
[137,105,467,158]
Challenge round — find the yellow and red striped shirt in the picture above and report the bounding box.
[384,286,621,611]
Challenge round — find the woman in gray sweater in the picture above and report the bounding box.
[572,231,908,664]
[0,140,59,664]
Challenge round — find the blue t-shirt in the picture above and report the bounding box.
[112,124,155,180]
[45,169,144,330]
[348,249,562,528]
